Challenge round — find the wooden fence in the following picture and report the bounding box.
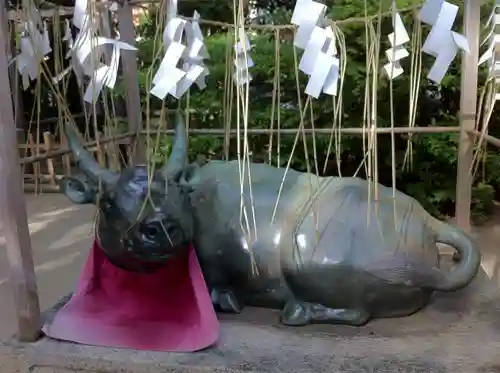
[19,130,134,192]
[18,126,500,195]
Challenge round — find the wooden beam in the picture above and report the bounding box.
[118,1,145,164]
[20,131,135,165]
[7,7,73,20]
[140,126,462,136]
[0,0,41,342]
[455,0,480,232]
[23,184,63,193]
[467,129,500,148]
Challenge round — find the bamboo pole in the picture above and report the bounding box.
[468,129,500,148]
[43,132,57,185]
[455,0,480,232]
[60,132,72,175]
[96,131,106,167]
[117,1,145,164]
[23,184,62,193]
[20,132,135,165]
[27,133,40,193]
[22,126,500,167]
[140,126,462,136]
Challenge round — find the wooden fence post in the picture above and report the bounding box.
[455,0,481,231]
[43,132,57,185]
[0,0,41,342]
[1,2,25,134]
[118,1,145,164]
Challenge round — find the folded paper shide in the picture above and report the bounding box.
[233,27,254,86]
[16,5,52,90]
[291,0,339,98]
[419,0,470,84]
[72,0,137,102]
[51,19,74,84]
[384,12,410,80]
[63,19,74,58]
[14,0,470,101]
[150,40,187,99]
[150,0,210,99]
[479,0,500,101]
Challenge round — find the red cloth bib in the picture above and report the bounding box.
[43,240,219,352]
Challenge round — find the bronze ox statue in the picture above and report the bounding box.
[60,116,481,326]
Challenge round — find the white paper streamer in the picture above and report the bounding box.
[151,6,210,99]
[42,22,52,54]
[184,11,210,90]
[151,16,188,98]
[305,50,340,98]
[384,13,410,79]
[63,19,74,58]
[479,0,500,101]
[233,28,254,86]
[291,0,327,49]
[163,18,187,46]
[83,39,138,102]
[62,0,137,101]
[51,20,74,83]
[166,0,178,24]
[51,0,93,85]
[291,0,339,99]
[419,0,470,84]
[107,2,119,12]
[16,18,52,90]
[150,42,187,99]
[73,0,93,31]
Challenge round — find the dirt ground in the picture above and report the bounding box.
[1,193,500,340]
[0,194,94,339]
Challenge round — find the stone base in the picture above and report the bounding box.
[2,269,500,373]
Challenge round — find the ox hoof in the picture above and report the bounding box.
[211,288,242,314]
[281,301,311,326]
[281,301,371,326]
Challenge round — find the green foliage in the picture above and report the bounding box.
[114,0,500,222]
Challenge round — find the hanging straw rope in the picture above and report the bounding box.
[13,0,473,260]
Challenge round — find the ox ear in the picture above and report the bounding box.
[188,177,218,212]
[59,176,98,204]
[177,164,218,207]
[177,164,202,191]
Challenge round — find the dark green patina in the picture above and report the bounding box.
[60,116,481,326]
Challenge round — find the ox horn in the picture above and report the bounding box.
[63,123,119,187]
[162,113,188,178]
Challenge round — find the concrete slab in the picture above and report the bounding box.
[1,265,500,373]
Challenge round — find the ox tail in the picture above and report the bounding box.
[363,221,480,292]
[430,221,481,292]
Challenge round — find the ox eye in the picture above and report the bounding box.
[99,197,115,214]
[141,223,161,239]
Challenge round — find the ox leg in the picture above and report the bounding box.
[210,288,243,314]
[281,300,370,326]
[198,258,243,314]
